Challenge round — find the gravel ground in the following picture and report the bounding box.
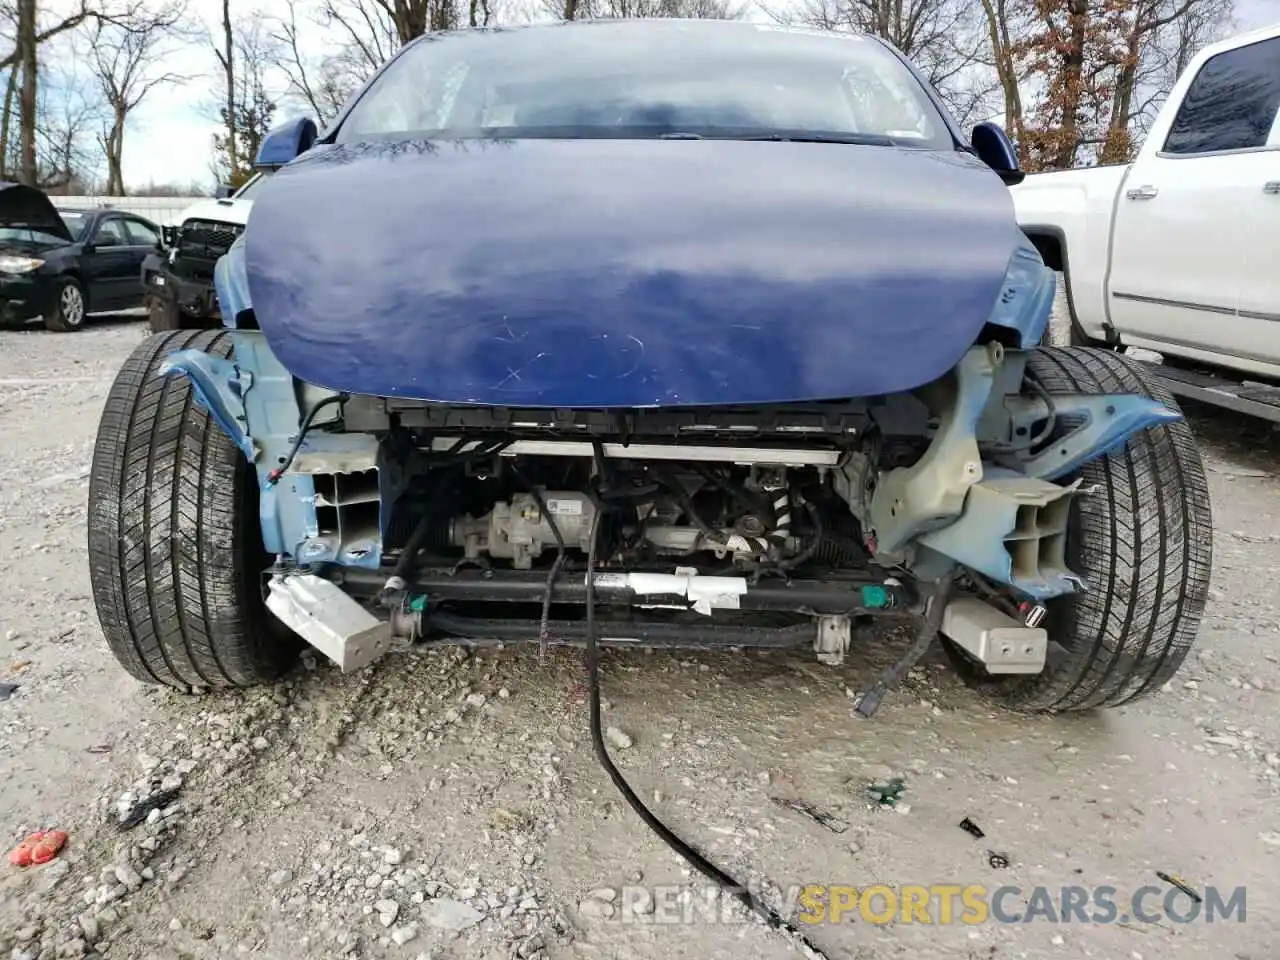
[1,313,1279,960]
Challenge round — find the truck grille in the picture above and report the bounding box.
[178,218,243,262]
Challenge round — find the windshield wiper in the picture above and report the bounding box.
[736,132,898,146]
[656,131,897,146]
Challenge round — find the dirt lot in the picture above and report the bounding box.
[1,316,1278,960]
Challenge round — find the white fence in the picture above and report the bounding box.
[50,195,198,226]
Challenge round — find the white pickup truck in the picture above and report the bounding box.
[1013,23,1280,422]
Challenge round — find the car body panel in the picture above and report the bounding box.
[242,138,1024,407]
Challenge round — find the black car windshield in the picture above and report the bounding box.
[58,211,89,240]
[0,225,72,248]
[336,21,955,149]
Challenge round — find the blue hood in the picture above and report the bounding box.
[243,138,1023,407]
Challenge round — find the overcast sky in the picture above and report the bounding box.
[113,0,1280,188]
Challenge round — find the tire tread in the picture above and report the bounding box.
[966,347,1212,712]
[88,331,289,689]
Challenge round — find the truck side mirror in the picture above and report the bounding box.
[971,122,1025,187]
[254,117,319,171]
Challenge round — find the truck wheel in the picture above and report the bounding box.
[946,347,1212,712]
[87,331,296,690]
[44,277,86,332]
[147,295,183,332]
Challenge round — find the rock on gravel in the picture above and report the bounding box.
[419,898,484,932]
[604,726,633,749]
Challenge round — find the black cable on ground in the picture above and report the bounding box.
[580,508,833,960]
[855,570,955,719]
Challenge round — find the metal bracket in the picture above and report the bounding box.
[940,597,1047,674]
[814,614,852,666]
[917,474,1085,600]
[159,348,255,461]
[867,343,1001,555]
[266,573,392,671]
[1013,393,1181,481]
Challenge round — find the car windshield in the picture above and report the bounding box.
[0,224,71,247]
[336,21,955,150]
[58,211,88,240]
[232,172,271,200]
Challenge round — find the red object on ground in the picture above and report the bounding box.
[7,830,67,867]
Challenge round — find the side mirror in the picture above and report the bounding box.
[214,183,235,199]
[971,122,1025,187]
[254,116,318,171]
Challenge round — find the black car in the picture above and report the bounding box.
[0,181,163,332]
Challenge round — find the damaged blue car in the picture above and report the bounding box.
[87,19,1211,715]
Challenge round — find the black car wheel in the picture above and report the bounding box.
[947,350,1213,711]
[945,347,1213,712]
[147,294,183,332]
[88,330,298,689]
[44,276,86,332]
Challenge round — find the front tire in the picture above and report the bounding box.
[147,294,183,332]
[44,277,86,332]
[87,331,295,690]
[948,347,1212,712]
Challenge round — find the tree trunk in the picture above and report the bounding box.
[17,0,37,185]
[106,104,127,195]
[1101,29,1141,164]
[978,0,1024,154]
[221,0,238,180]
[564,0,579,19]
[1051,0,1088,170]
[0,68,16,179]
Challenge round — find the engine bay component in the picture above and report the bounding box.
[450,492,597,569]
[917,475,1083,600]
[814,614,853,666]
[939,596,1047,674]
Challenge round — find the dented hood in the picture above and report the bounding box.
[244,138,1023,407]
[0,181,72,241]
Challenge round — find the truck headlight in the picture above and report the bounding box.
[0,255,44,275]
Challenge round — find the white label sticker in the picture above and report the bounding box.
[547,498,583,516]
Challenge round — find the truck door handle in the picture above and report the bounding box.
[1125,185,1159,200]
[1264,181,1280,194]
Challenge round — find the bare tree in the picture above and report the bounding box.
[784,0,998,126]
[87,0,192,195]
[211,16,280,186]
[977,0,1030,144]
[1,0,97,183]
[269,0,382,124]
[560,0,741,20]
[34,42,105,190]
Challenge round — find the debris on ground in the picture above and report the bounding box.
[988,851,1009,869]
[604,726,634,749]
[0,681,19,700]
[958,817,985,839]
[1156,871,1203,903]
[7,829,67,866]
[866,777,908,808]
[770,797,849,833]
[116,786,181,830]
